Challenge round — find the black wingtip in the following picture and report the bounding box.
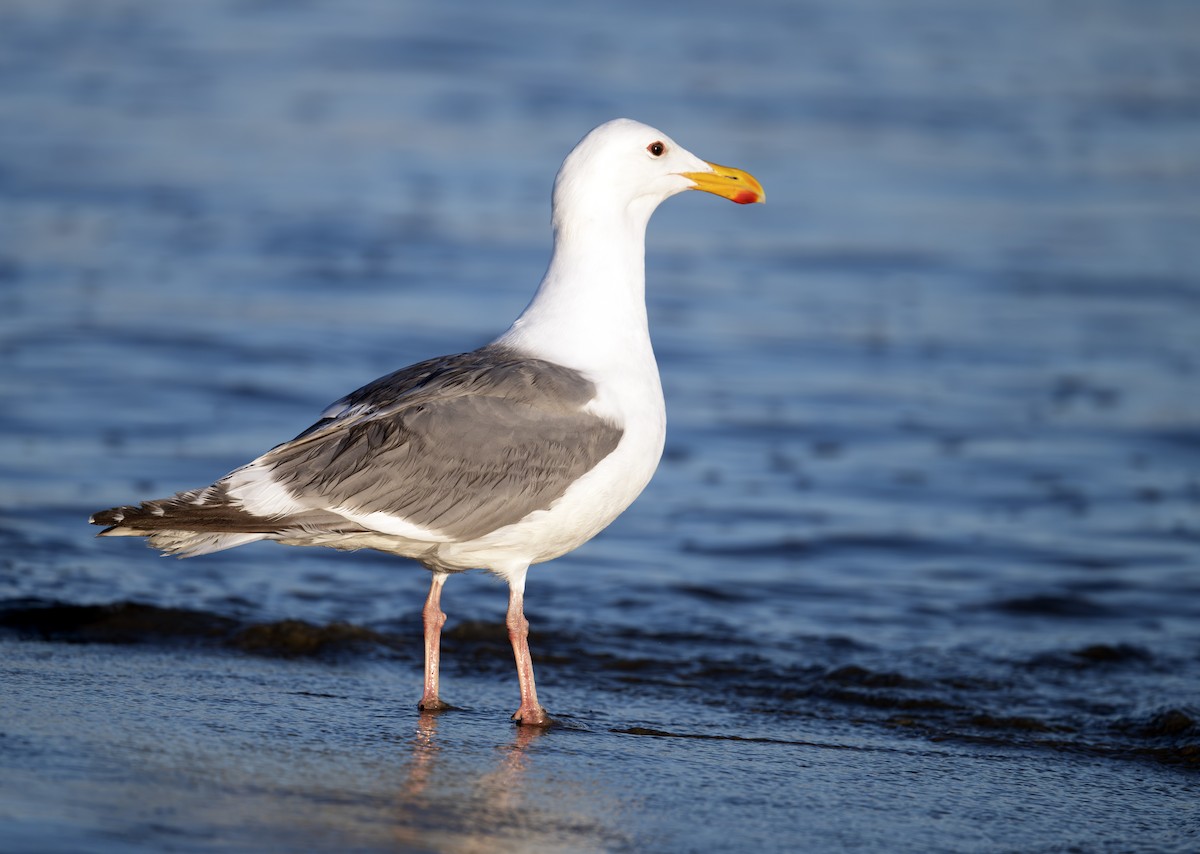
[89,507,124,527]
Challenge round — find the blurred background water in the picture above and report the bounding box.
[1,0,1199,851]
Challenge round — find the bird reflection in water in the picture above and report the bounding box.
[392,711,558,850]
[399,711,444,798]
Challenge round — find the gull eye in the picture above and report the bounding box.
[647,141,666,157]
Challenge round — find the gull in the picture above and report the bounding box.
[91,118,764,725]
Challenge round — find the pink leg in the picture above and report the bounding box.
[507,581,551,726]
[418,572,452,712]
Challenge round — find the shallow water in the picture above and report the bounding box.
[2,0,1199,851]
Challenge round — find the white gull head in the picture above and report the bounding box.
[499,118,764,371]
[551,118,764,234]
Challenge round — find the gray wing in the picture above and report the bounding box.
[263,345,624,541]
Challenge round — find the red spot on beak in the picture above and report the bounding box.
[732,190,759,205]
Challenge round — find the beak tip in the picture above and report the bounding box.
[732,189,765,205]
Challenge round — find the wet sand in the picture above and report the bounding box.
[4,633,1196,853]
[2,594,1198,851]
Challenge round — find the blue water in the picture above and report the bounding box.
[2,0,1199,851]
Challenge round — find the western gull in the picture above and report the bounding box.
[90,118,765,725]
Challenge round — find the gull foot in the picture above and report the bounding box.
[511,704,553,727]
[417,697,455,713]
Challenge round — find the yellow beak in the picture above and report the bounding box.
[679,161,765,205]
